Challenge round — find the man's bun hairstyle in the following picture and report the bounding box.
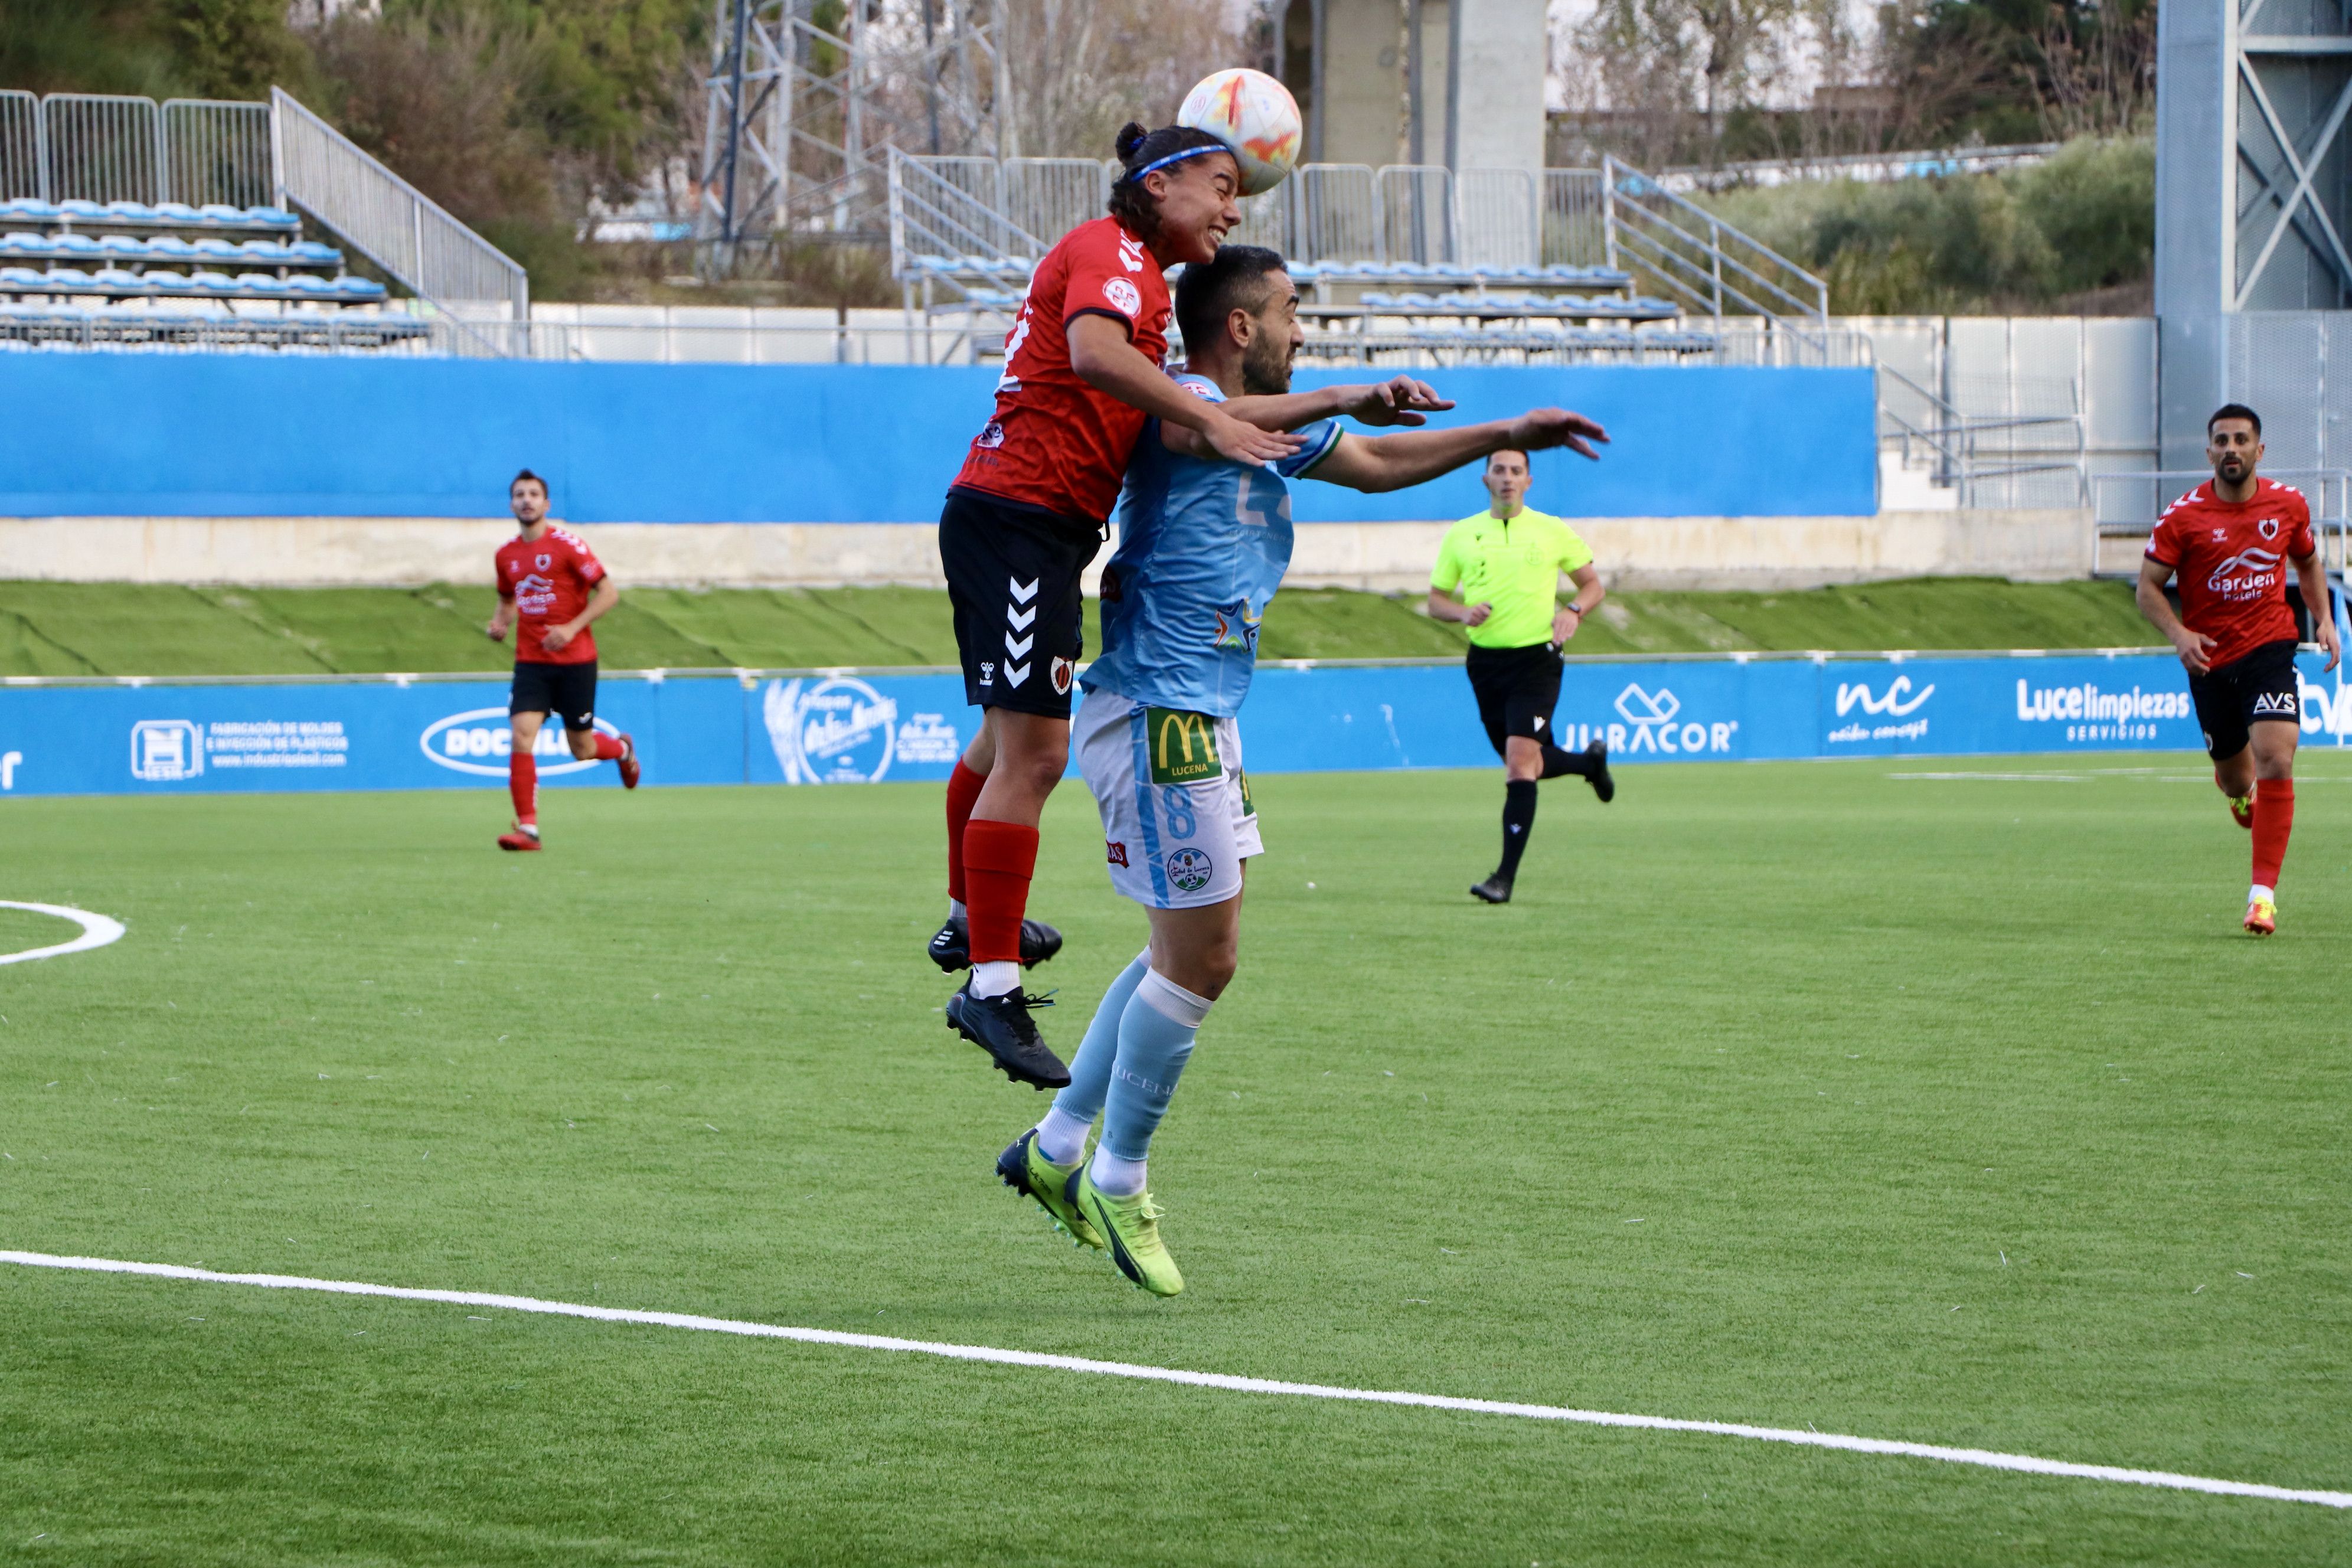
[1106,121,1234,239]
[1175,243,1286,352]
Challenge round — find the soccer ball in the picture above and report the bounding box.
[1178,68,1303,197]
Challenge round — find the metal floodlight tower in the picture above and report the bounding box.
[697,0,1002,269]
[2156,1,2352,466]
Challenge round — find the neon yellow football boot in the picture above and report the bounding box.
[1077,1172,1184,1297]
[996,1130,1102,1250]
[2245,894,2277,936]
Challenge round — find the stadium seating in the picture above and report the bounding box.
[0,196,404,349]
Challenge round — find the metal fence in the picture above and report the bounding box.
[272,89,528,337]
[162,99,272,208]
[2093,468,2352,576]
[1456,168,1537,267]
[1541,169,1605,267]
[1379,165,1453,264]
[42,94,161,205]
[1600,155,1828,325]
[1001,158,1106,259]
[0,90,39,201]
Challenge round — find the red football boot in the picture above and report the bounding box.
[498,824,542,852]
[2228,785,2255,830]
[617,733,641,790]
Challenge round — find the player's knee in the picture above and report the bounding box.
[566,729,597,760]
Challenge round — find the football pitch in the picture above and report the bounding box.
[3,757,2348,1565]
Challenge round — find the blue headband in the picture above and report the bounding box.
[1120,142,1227,185]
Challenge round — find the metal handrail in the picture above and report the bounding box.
[1602,155,1828,321]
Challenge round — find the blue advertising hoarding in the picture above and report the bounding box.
[1,651,2344,799]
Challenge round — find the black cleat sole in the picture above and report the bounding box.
[1586,740,1615,804]
[926,916,1066,974]
[1470,876,1513,904]
[945,991,1072,1090]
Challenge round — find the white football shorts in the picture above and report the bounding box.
[1074,685,1262,909]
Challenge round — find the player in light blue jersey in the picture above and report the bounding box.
[995,244,1609,1294]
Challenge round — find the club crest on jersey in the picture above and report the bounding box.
[1103,277,1142,316]
[976,420,1005,449]
[2260,517,2280,540]
[1051,656,1073,695]
[534,553,551,570]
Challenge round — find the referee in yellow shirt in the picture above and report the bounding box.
[1427,448,1614,903]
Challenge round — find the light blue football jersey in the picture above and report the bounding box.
[1082,374,1341,718]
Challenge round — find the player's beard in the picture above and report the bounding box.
[1240,329,1293,397]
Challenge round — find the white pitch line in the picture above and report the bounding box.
[5,1250,2347,1511]
[0,901,125,967]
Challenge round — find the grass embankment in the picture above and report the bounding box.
[0,578,2157,679]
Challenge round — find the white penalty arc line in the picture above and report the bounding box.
[0,902,125,967]
[5,1251,2347,1512]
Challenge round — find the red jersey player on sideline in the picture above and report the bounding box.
[2137,404,2339,934]
[484,469,639,851]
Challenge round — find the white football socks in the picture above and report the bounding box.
[948,898,966,921]
[971,960,1021,999]
[2250,883,2275,904]
[1034,1105,1093,1166]
[1087,1145,1148,1196]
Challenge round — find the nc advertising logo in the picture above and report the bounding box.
[420,709,620,777]
[1827,675,1935,744]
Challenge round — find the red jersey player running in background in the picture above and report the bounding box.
[2137,404,2339,934]
[485,468,639,851]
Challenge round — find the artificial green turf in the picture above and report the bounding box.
[2,759,2348,1564]
[0,577,2159,677]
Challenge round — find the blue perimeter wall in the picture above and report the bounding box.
[0,357,1877,522]
[10,651,2351,799]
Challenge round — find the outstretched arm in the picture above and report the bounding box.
[1068,315,1301,467]
[1219,375,1455,433]
[1309,407,1609,494]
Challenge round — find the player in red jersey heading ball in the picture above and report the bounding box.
[485,469,639,851]
[2137,404,2339,935]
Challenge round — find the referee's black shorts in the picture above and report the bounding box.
[939,486,1097,718]
[1465,641,1564,757]
[510,659,598,730]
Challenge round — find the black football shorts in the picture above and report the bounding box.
[939,486,1096,719]
[1465,641,1566,757]
[2187,636,2300,760]
[511,659,599,731]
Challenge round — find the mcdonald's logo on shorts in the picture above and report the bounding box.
[1145,707,1223,785]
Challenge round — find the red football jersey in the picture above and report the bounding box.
[952,215,1172,524]
[2146,478,2315,670]
[495,525,607,665]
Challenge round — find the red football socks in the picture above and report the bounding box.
[945,760,987,906]
[2252,778,2295,889]
[962,818,1038,965]
[592,733,625,762]
[509,751,537,825]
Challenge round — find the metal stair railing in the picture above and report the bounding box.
[270,87,528,355]
[1879,361,2087,507]
[0,90,41,200]
[1600,153,1827,325]
[2092,469,2352,570]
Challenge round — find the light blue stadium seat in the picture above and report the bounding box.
[41,268,99,293]
[52,234,101,257]
[153,202,204,224]
[92,268,145,295]
[187,270,237,293]
[0,199,59,222]
[234,271,291,296]
[192,238,243,262]
[58,200,106,220]
[105,201,159,223]
[288,240,340,266]
[244,206,299,229]
[147,236,198,259]
[0,266,47,290]
[335,276,387,300]
[146,271,198,294]
[285,274,338,297]
[0,233,36,254]
[97,234,145,258]
[196,204,244,225]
